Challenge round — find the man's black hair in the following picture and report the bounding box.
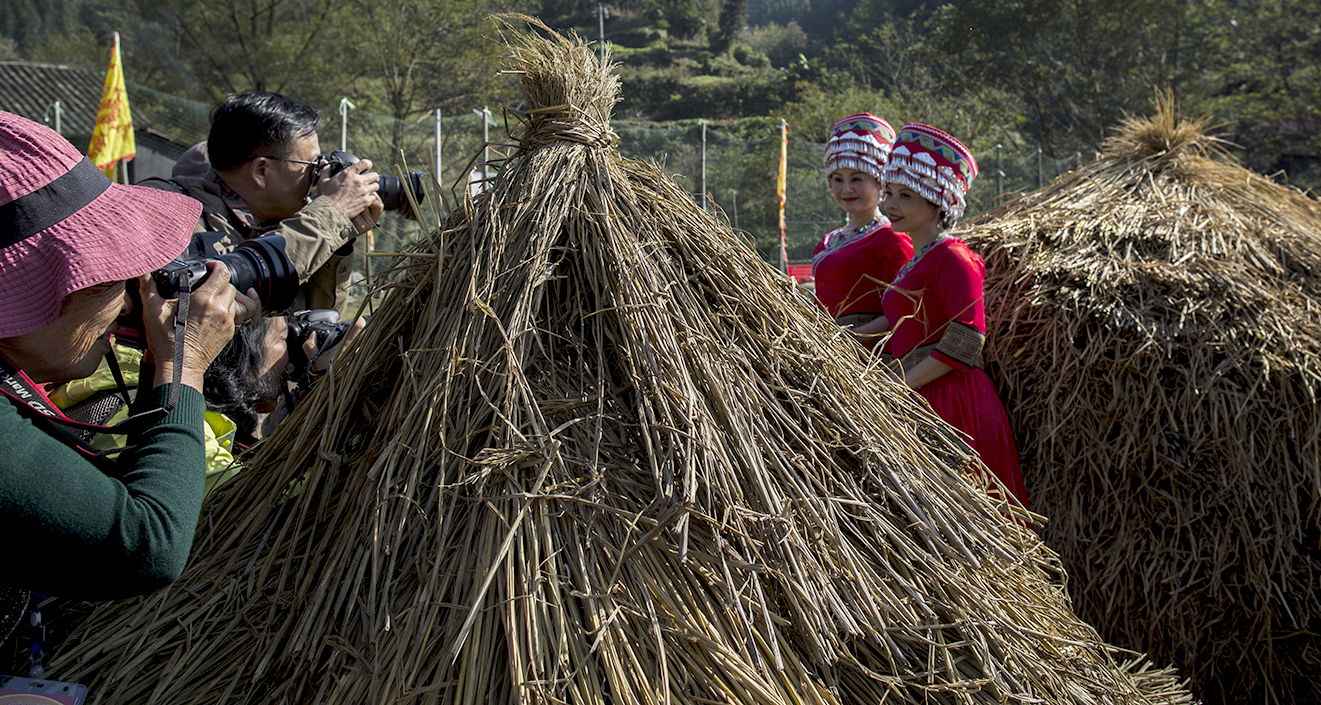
[207,91,322,172]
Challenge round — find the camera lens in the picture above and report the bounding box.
[377,172,427,218]
[220,236,298,314]
[324,151,426,219]
[154,235,298,314]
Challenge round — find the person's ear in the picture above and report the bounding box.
[249,157,269,189]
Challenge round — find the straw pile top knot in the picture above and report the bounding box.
[1107,105,1224,167]
[504,16,619,150]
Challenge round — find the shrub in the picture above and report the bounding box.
[747,21,808,68]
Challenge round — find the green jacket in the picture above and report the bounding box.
[51,344,241,500]
[142,174,357,314]
[0,380,206,600]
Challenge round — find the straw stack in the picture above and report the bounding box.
[52,19,1192,705]
[959,101,1321,704]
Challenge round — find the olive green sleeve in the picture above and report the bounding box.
[0,385,207,600]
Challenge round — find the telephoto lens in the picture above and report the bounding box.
[117,233,299,349]
[153,235,298,315]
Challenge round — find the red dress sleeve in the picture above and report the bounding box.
[872,227,913,286]
[929,243,987,372]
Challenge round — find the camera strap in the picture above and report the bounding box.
[168,286,191,411]
[0,353,165,457]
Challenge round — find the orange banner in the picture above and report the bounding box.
[87,32,135,180]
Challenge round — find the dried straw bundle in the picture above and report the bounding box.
[960,102,1321,703]
[52,20,1191,705]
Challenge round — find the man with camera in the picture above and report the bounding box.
[145,91,383,314]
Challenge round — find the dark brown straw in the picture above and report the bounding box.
[962,95,1321,704]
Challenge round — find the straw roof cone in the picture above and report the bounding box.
[958,101,1321,704]
[53,19,1192,705]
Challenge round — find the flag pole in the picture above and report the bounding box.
[777,118,788,273]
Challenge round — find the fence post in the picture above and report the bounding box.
[480,107,491,177]
[43,101,63,135]
[1037,147,1043,188]
[700,120,708,212]
[339,97,356,152]
[996,144,1003,197]
[598,4,608,65]
[435,109,442,183]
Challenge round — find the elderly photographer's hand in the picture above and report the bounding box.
[319,158,383,234]
[142,261,253,391]
[235,287,261,325]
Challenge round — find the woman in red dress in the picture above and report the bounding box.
[811,114,913,333]
[851,123,1028,508]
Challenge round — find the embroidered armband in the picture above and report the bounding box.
[934,320,985,369]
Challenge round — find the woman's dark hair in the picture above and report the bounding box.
[207,91,322,172]
[939,209,958,229]
[203,319,282,440]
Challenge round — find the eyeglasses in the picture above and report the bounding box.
[251,154,322,179]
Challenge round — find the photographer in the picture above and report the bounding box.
[0,112,252,600]
[144,91,383,314]
[55,311,364,498]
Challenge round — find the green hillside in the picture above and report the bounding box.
[3,0,1317,191]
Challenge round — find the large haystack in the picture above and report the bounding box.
[960,104,1321,703]
[51,20,1192,705]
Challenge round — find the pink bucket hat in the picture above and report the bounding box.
[883,123,979,221]
[0,111,202,338]
[824,113,896,182]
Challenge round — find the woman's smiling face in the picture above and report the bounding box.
[882,183,941,235]
[828,168,882,219]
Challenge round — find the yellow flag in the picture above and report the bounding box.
[87,32,135,180]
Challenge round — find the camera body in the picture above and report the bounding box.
[321,150,427,219]
[115,233,299,349]
[286,309,352,384]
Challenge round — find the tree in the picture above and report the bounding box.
[318,0,526,188]
[711,0,749,53]
[164,0,346,104]
[341,0,520,124]
[926,0,1204,154]
[1194,0,1321,186]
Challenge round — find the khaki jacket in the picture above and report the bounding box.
[141,176,357,313]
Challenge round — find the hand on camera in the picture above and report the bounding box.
[235,287,261,325]
[141,261,253,392]
[319,158,385,234]
[303,316,366,376]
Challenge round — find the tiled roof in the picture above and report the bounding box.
[0,60,151,139]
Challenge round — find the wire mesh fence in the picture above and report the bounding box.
[125,82,1089,265]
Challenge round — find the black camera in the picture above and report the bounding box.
[321,150,427,219]
[286,309,352,384]
[115,233,298,349]
[154,235,298,312]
